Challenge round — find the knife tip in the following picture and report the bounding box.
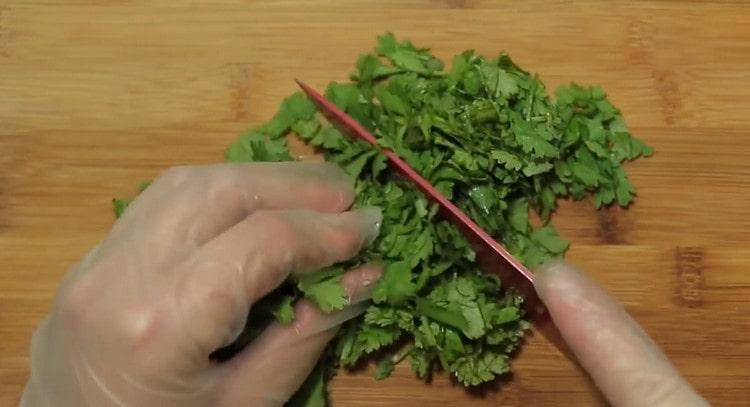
[295,79,317,99]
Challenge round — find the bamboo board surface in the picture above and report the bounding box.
[1,1,749,406]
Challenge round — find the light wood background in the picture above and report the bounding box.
[1,1,749,406]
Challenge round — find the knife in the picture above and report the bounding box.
[297,80,574,360]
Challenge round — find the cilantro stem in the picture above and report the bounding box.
[392,342,414,363]
[525,80,536,121]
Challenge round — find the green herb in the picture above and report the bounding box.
[112,198,129,218]
[297,270,349,313]
[111,181,151,217]
[271,295,296,325]
[114,33,651,405]
[375,357,396,380]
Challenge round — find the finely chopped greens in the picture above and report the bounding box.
[114,33,652,406]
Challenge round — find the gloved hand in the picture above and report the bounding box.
[21,162,383,407]
[534,262,709,407]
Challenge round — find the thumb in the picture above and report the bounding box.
[533,261,708,407]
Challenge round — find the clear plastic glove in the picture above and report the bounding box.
[21,162,383,407]
[534,262,709,407]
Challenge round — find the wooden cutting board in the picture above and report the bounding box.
[1,1,749,405]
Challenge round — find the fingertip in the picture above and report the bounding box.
[350,207,383,246]
[315,207,382,261]
[534,258,578,280]
[294,265,382,338]
[534,259,567,283]
[533,260,586,303]
[340,263,382,304]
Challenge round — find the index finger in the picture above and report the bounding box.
[534,262,708,407]
[109,162,355,261]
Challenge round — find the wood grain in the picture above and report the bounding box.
[1,1,749,406]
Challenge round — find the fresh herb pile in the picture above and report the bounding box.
[116,33,652,406]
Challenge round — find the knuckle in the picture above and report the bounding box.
[158,166,194,188]
[115,306,160,349]
[201,285,240,326]
[176,260,246,342]
[248,211,296,241]
[183,260,242,313]
[204,166,238,193]
[303,163,354,208]
[645,377,695,406]
[243,250,293,302]
[203,168,249,210]
[59,266,161,347]
[59,276,97,326]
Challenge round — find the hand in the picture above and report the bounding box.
[534,262,709,407]
[21,162,383,407]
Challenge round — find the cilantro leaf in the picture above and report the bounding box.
[507,198,529,233]
[258,93,316,139]
[271,295,296,324]
[112,181,151,218]
[451,351,510,386]
[522,162,553,177]
[375,357,395,380]
[297,274,348,313]
[226,131,292,163]
[376,32,443,75]
[372,261,417,306]
[112,198,129,218]
[530,226,569,254]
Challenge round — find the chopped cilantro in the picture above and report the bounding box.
[271,295,296,325]
[113,33,651,406]
[112,198,129,218]
[297,269,349,313]
[374,357,395,380]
